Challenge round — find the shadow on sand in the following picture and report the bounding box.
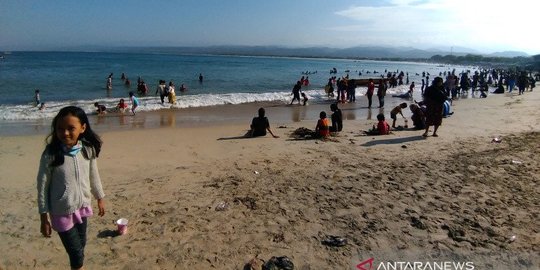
[217,131,253,140]
[97,229,120,238]
[361,135,425,147]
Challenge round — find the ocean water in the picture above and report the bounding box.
[0,51,473,121]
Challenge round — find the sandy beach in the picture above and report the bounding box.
[0,91,539,269]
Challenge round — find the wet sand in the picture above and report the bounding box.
[0,93,445,137]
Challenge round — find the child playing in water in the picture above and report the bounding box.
[94,102,107,115]
[129,92,139,115]
[301,92,308,106]
[37,106,106,270]
[116,98,128,113]
[390,102,408,128]
[35,89,41,107]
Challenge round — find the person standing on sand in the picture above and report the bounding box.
[377,79,387,108]
[366,78,375,108]
[329,103,343,132]
[347,79,356,102]
[37,106,106,270]
[422,77,446,137]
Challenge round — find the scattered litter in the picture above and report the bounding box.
[491,137,502,143]
[401,145,408,149]
[321,235,348,247]
[215,201,229,211]
[278,125,287,129]
[254,171,260,175]
[511,160,523,164]
[263,256,294,270]
[291,127,315,139]
[510,235,516,242]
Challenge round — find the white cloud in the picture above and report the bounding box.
[332,0,539,53]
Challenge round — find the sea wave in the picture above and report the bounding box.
[0,85,410,120]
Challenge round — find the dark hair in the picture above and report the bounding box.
[320,111,326,118]
[258,107,265,117]
[129,91,134,97]
[377,113,385,121]
[330,103,338,111]
[46,106,102,167]
[400,102,407,108]
[433,77,444,85]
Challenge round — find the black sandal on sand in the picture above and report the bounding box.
[432,134,438,137]
[422,133,428,137]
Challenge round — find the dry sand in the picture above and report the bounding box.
[0,91,539,269]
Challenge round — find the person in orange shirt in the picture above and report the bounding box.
[315,111,330,138]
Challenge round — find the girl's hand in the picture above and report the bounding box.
[97,198,105,217]
[40,216,52,237]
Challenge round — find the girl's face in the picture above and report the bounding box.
[56,115,86,148]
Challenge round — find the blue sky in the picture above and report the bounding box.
[1,0,538,54]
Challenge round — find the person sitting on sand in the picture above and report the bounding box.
[329,103,343,132]
[94,102,106,115]
[365,113,390,135]
[390,102,408,128]
[248,108,279,138]
[315,111,330,138]
[409,103,426,130]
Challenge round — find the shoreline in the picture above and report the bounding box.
[0,91,492,137]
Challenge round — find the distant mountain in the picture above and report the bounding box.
[487,51,529,58]
[87,45,530,60]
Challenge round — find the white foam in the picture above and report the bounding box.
[0,85,421,121]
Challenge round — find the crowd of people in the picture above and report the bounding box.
[75,73,201,117]
[265,66,536,139]
[35,67,537,139]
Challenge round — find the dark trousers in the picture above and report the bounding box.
[378,96,385,108]
[58,217,87,269]
[367,94,373,108]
